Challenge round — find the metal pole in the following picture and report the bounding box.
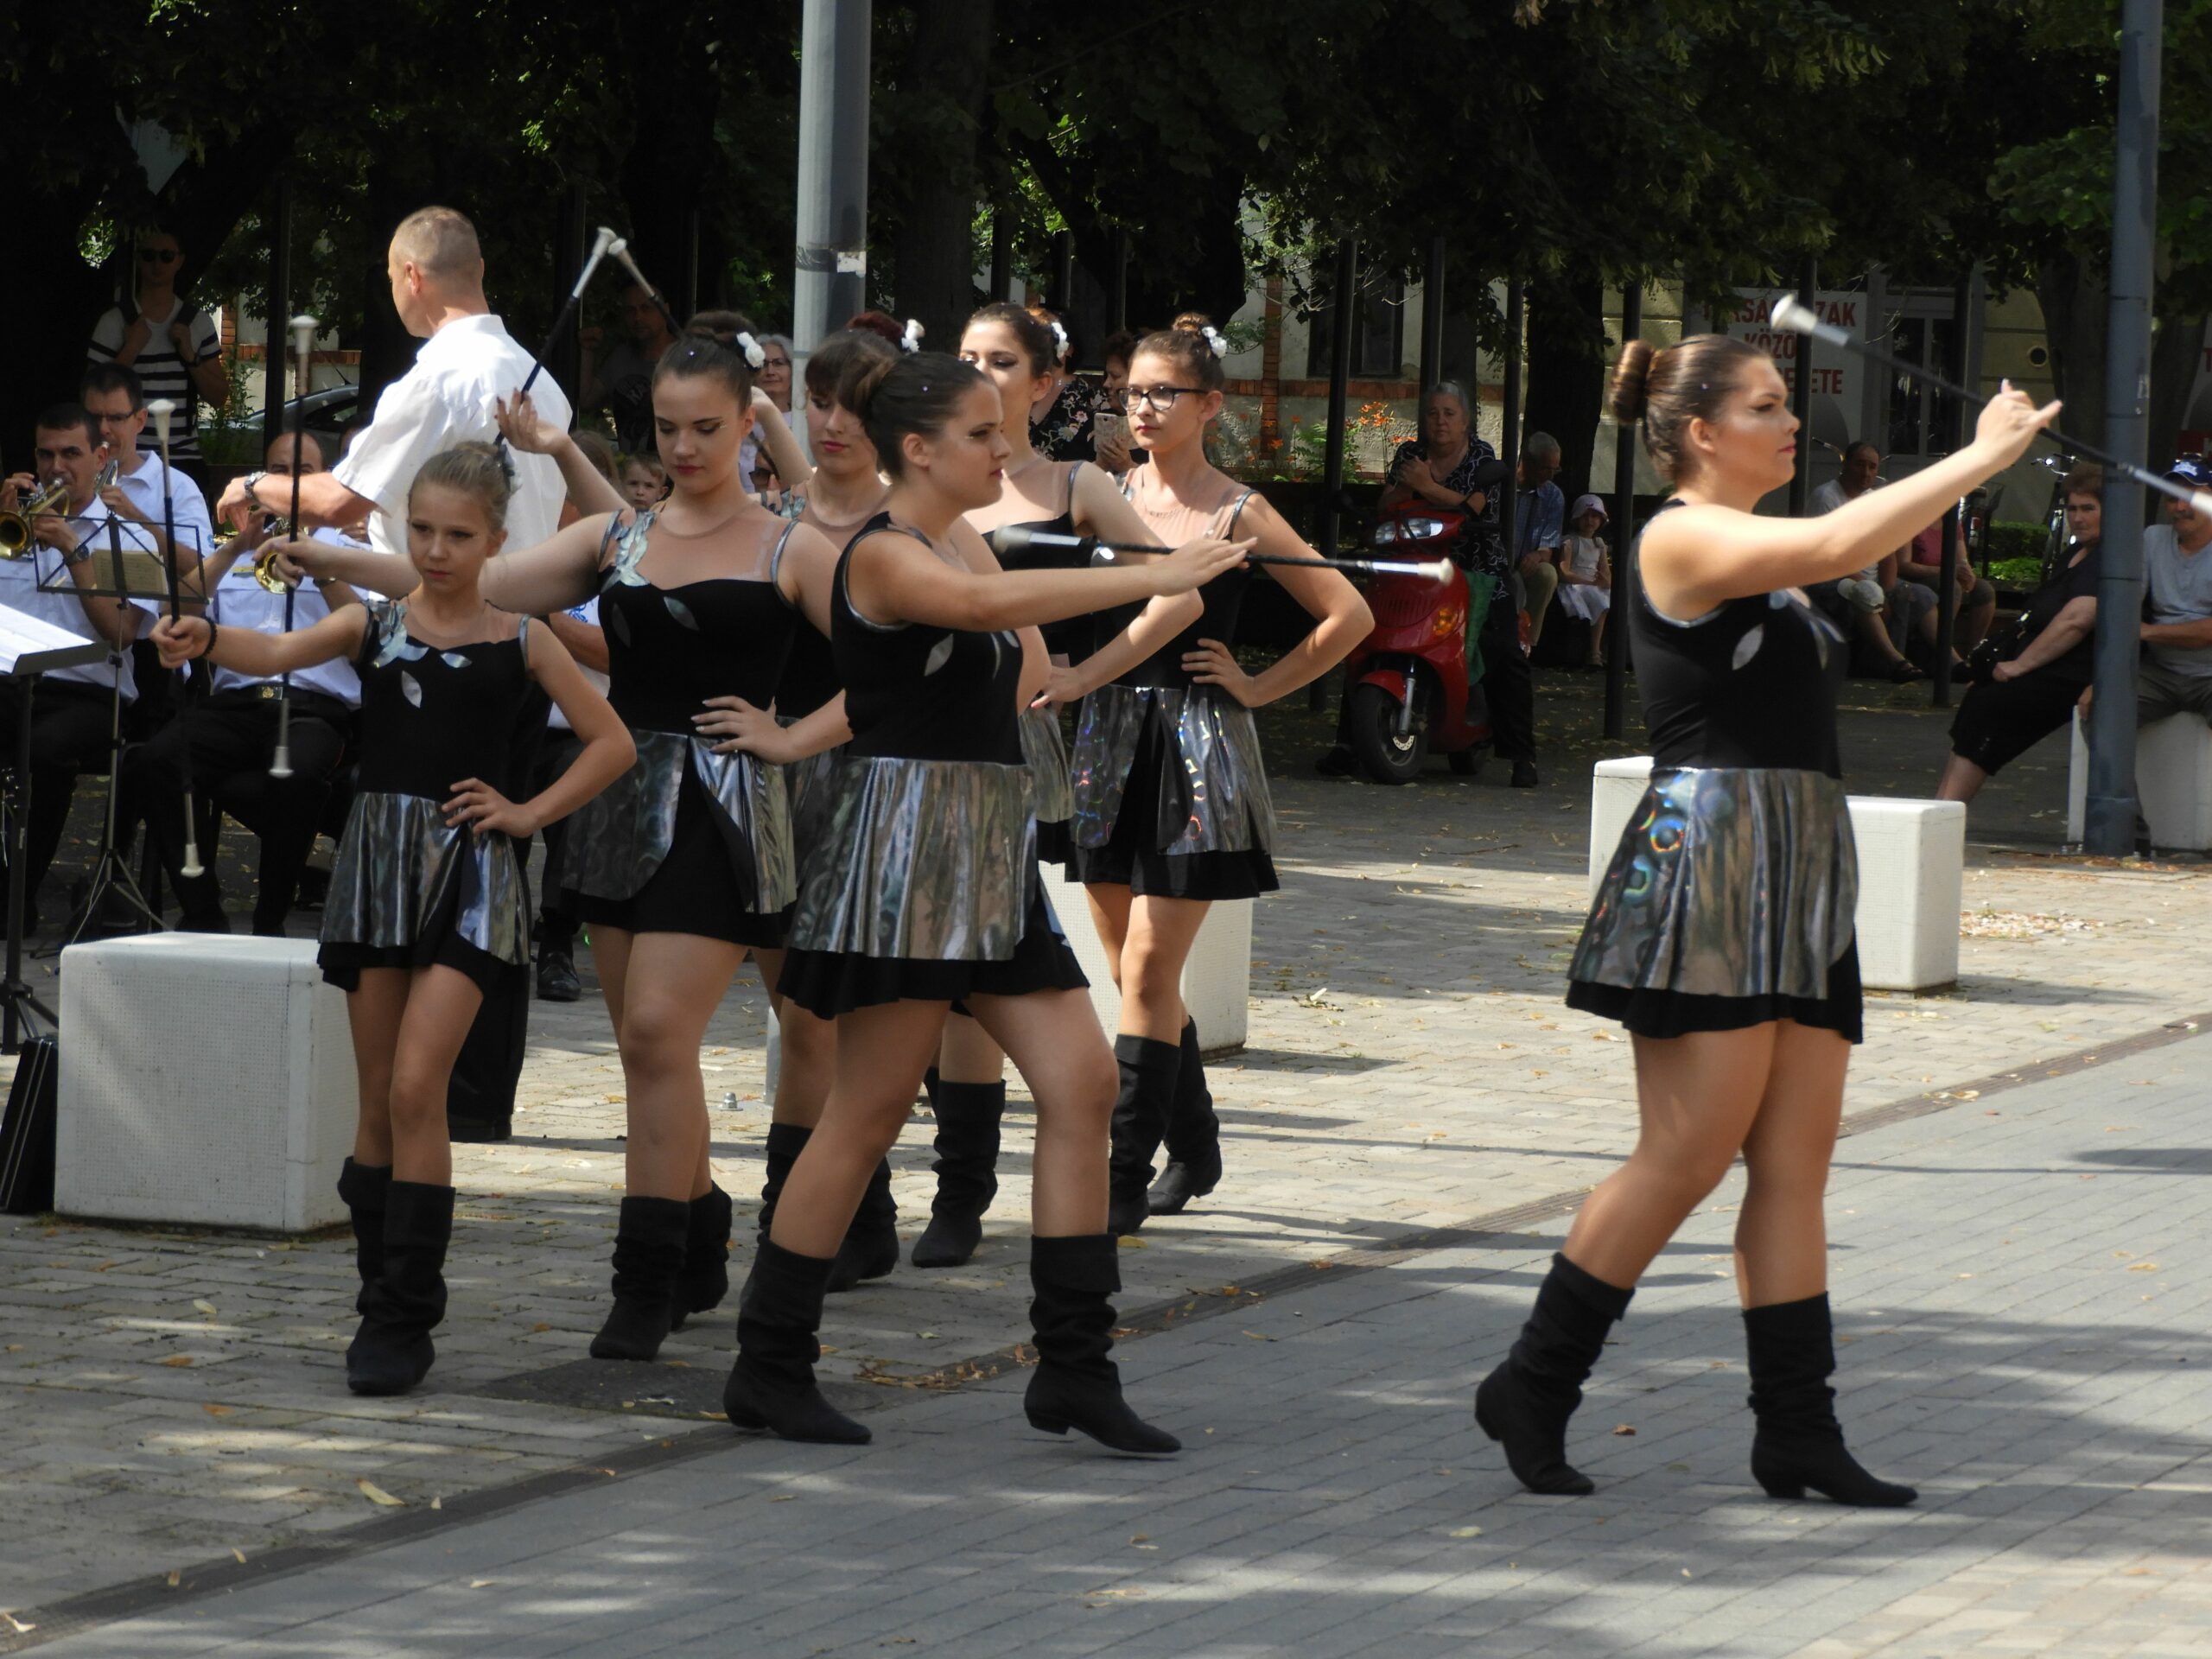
[1418,237,1446,397]
[1501,279,1523,564]
[1932,266,1971,709]
[791,0,872,376]
[1604,283,1643,740]
[263,177,293,452]
[1788,257,1816,514]
[1317,236,1357,562]
[2085,0,2162,856]
[989,213,1012,303]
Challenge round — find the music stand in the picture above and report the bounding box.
[0,603,111,1052]
[39,521,180,951]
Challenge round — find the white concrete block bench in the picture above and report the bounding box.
[56,935,358,1231]
[2066,709,2212,851]
[1588,757,1966,992]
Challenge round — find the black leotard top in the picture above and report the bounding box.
[776,621,840,721]
[836,513,1024,766]
[1628,501,1843,779]
[989,461,1090,660]
[353,603,534,798]
[1100,487,1258,688]
[598,513,798,735]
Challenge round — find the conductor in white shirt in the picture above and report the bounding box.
[215,205,571,556]
[0,405,161,918]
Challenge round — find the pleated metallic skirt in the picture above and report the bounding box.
[563,728,795,915]
[784,738,848,867]
[1071,683,1276,856]
[1019,704,1075,826]
[1570,767,1858,1004]
[321,790,528,966]
[786,755,1037,962]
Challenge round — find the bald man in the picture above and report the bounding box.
[214,206,570,558]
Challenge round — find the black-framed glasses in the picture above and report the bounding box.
[1114,385,1206,413]
[137,248,180,264]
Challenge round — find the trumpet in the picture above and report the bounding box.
[0,481,69,556]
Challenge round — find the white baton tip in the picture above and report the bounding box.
[2193,493,2212,520]
[1770,295,1815,334]
[1423,559,1454,582]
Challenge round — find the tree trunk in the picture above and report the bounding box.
[615,9,727,329]
[888,0,995,342]
[2035,251,2107,448]
[1522,274,1608,499]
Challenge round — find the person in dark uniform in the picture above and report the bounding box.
[154,442,632,1397]
[719,351,1247,1452]
[1476,334,2056,1507]
[1065,328,1369,1238]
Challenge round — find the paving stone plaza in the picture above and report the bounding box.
[4,677,2209,1656]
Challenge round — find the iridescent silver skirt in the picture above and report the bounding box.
[1071,683,1276,855]
[782,729,848,865]
[321,790,528,964]
[787,756,1037,961]
[1570,767,1857,1001]
[563,728,795,914]
[1019,704,1074,827]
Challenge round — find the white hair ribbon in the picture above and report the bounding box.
[1201,325,1228,358]
[900,318,925,353]
[1048,318,1071,361]
[733,331,768,370]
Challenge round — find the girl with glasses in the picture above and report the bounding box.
[1070,328,1370,1236]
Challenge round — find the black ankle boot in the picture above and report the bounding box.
[1108,1035,1181,1236]
[758,1122,811,1243]
[912,1080,1005,1268]
[1743,1294,1916,1507]
[1147,1020,1223,1216]
[590,1196,690,1360]
[826,1157,899,1293]
[1023,1233,1179,1454]
[723,1238,871,1443]
[668,1184,734,1334]
[336,1158,391,1317]
[346,1181,453,1397]
[1474,1253,1633,1496]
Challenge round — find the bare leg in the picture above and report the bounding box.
[1561,1025,1777,1288]
[967,988,1116,1236]
[1084,882,1133,991]
[1116,893,1208,1041]
[385,965,486,1186]
[938,1011,1008,1085]
[1732,1021,1849,1307]
[346,969,410,1168]
[1936,752,1989,804]
[611,931,744,1199]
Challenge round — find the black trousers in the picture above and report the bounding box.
[1478,582,1535,763]
[0,680,123,904]
[521,728,584,950]
[125,691,348,931]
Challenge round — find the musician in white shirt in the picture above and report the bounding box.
[214,206,570,559]
[0,405,162,915]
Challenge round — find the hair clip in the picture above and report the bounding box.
[734,331,768,370]
[1047,318,1071,360]
[1200,325,1228,358]
[900,319,925,353]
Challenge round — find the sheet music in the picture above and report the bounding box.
[0,601,110,677]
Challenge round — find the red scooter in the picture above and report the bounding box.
[1338,506,1493,784]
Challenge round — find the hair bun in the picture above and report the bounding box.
[1609,340,1656,426]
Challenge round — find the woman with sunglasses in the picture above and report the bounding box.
[1065,328,1370,1236]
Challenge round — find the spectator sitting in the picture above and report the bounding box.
[2126,458,2212,729]
[1807,440,1924,683]
[1516,432,1565,649]
[86,227,226,488]
[1897,513,1998,660]
[619,453,668,512]
[1937,465,2103,805]
[1554,493,1613,670]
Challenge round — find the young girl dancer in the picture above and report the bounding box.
[906,302,1208,1271]
[1066,328,1370,1235]
[487,322,842,1363]
[1478,337,2054,1504]
[151,443,633,1395]
[721,351,1247,1450]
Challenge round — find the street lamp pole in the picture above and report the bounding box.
[2085,0,2162,856]
[791,0,872,372]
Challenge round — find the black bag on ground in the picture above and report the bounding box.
[0,1036,60,1213]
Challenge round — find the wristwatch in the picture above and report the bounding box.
[60,538,95,567]
[241,471,269,514]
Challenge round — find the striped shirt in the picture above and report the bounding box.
[87,297,222,462]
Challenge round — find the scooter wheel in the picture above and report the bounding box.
[1347,682,1427,785]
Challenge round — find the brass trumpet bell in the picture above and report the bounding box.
[0,481,71,556]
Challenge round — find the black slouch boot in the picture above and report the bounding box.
[1474,1253,1633,1495]
[1743,1294,1916,1507]
[1023,1233,1179,1455]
